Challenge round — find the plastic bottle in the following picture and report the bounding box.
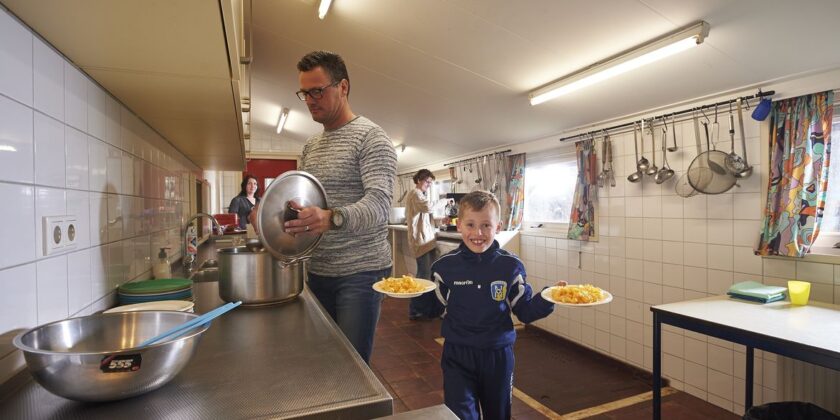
[153,247,172,279]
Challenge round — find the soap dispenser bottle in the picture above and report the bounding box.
[153,247,172,279]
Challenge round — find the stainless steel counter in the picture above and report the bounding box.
[0,281,393,419]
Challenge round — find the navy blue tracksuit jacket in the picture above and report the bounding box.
[432,240,554,419]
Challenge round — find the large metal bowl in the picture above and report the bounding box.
[13,311,209,402]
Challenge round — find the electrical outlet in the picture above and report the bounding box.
[42,215,78,256]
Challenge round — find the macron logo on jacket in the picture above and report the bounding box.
[432,241,554,349]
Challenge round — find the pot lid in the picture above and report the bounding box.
[257,171,328,261]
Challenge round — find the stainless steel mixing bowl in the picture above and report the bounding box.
[13,311,209,402]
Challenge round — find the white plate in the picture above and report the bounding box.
[373,278,436,299]
[541,286,613,307]
[104,300,195,313]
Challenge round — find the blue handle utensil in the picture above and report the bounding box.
[138,301,242,347]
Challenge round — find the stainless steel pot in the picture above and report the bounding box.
[217,246,304,306]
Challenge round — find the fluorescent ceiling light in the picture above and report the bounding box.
[529,21,710,106]
[0,145,17,152]
[318,0,333,20]
[276,107,289,134]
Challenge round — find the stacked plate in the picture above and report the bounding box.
[117,278,193,305]
[104,300,195,313]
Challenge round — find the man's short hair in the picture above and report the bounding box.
[413,169,435,184]
[297,50,350,95]
[458,190,500,219]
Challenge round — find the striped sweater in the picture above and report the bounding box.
[301,116,397,277]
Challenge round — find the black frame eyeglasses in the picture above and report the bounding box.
[296,81,340,101]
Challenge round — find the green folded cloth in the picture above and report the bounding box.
[728,281,786,301]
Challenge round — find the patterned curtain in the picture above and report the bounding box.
[756,90,834,257]
[504,153,525,230]
[568,139,598,241]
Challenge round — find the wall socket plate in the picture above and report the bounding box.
[43,215,77,256]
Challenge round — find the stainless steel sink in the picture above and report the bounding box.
[190,267,219,283]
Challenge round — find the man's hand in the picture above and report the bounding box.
[283,201,332,236]
[554,280,568,287]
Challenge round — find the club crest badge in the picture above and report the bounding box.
[490,281,507,301]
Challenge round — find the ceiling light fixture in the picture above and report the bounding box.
[276,107,289,134]
[318,0,333,20]
[528,21,710,106]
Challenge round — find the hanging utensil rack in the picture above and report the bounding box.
[556,89,774,143]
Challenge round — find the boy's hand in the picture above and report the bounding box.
[555,280,568,287]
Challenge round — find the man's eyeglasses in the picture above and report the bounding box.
[296,81,340,101]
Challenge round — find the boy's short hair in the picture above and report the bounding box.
[458,190,500,219]
[413,169,435,184]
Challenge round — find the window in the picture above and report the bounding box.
[523,152,578,230]
[814,115,840,249]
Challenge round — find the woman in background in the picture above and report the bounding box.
[229,174,260,229]
[406,169,447,320]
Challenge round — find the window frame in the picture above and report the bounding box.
[520,149,589,238]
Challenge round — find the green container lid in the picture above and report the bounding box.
[118,278,193,295]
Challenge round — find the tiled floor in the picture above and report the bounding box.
[370,297,740,419]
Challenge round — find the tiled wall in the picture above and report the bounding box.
[520,104,840,415]
[0,9,196,383]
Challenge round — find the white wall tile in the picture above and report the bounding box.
[34,187,66,259]
[733,193,762,220]
[63,63,87,131]
[89,192,107,246]
[88,136,107,192]
[708,245,733,271]
[65,126,89,189]
[764,258,796,279]
[733,220,761,248]
[67,248,91,315]
[106,145,122,194]
[0,263,37,334]
[684,266,708,293]
[662,241,684,265]
[0,183,35,269]
[662,219,684,242]
[643,196,662,218]
[707,194,734,219]
[36,255,68,324]
[0,8,33,106]
[707,219,733,245]
[32,38,64,120]
[662,263,684,288]
[684,195,707,218]
[796,261,833,285]
[107,194,123,241]
[105,96,121,148]
[684,219,708,243]
[34,112,65,187]
[733,247,762,275]
[90,245,109,298]
[684,243,707,268]
[87,82,107,140]
[0,94,34,183]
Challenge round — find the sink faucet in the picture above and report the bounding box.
[183,212,223,275]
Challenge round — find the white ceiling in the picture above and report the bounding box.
[4,1,840,172]
[253,0,840,170]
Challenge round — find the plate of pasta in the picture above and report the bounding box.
[541,284,613,307]
[373,275,436,298]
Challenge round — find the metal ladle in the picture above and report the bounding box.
[655,126,675,184]
[644,119,658,176]
[627,123,643,183]
[734,98,753,178]
[636,119,650,172]
[667,114,678,152]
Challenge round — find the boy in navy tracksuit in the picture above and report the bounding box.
[432,191,561,420]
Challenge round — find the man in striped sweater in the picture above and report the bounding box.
[281,51,397,364]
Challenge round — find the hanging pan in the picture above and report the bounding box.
[687,118,737,194]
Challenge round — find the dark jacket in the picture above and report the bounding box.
[432,241,554,349]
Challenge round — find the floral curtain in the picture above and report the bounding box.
[504,153,525,230]
[756,90,834,257]
[568,139,598,241]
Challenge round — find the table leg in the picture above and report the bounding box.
[653,311,661,420]
[746,346,754,410]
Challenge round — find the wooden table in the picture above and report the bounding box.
[651,296,840,420]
